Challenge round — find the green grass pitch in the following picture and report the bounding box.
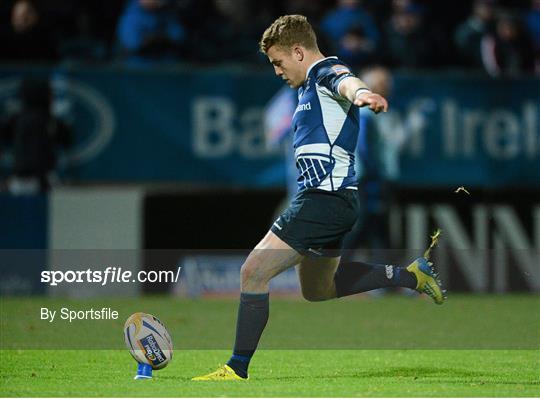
[1,295,539,397]
[1,349,538,397]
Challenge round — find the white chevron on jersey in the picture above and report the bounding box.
[291,57,359,193]
[316,84,351,145]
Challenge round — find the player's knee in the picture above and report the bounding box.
[240,262,254,284]
[240,257,266,285]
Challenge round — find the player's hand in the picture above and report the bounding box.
[354,92,388,114]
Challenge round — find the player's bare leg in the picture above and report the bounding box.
[192,231,303,381]
[241,230,303,293]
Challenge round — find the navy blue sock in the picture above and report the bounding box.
[226,292,269,378]
[334,261,417,297]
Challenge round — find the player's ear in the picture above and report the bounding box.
[293,46,304,62]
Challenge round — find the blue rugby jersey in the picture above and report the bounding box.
[292,57,360,192]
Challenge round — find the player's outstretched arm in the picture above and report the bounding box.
[338,77,388,114]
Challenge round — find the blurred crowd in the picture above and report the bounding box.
[0,0,538,75]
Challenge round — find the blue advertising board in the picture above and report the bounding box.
[0,66,538,188]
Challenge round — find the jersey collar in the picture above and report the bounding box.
[305,56,338,80]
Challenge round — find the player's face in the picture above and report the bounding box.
[267,45,304,88]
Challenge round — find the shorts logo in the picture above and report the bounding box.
[385,265,394,280]
[139,334,166,366]
[308,248,323,256]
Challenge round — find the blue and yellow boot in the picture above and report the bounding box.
[406,257,446,305]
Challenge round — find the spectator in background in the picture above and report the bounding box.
[481,11,536,76]
[391,0,420,15]
[383,2,431,69]
[337,24,379,67]
[0,78,72,194]
[0,0,125,63]
[454,0,497,69]
[320,0,380,68]
[0,0,58,61]
[283,0,330,27]
[116,0,185,65]
[526,0,540,72]
[321,0,379,44]
[53,1,111,63]
[191,0,272,64]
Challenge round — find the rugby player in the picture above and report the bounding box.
[193,15,445,381]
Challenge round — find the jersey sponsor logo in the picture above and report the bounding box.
[295,102,312,113]
[331,65,351,75]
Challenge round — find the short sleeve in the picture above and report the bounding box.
[315,63,355,97]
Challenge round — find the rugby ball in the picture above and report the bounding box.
[124,312,173,369]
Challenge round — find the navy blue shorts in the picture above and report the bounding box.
[270,188,360,257]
